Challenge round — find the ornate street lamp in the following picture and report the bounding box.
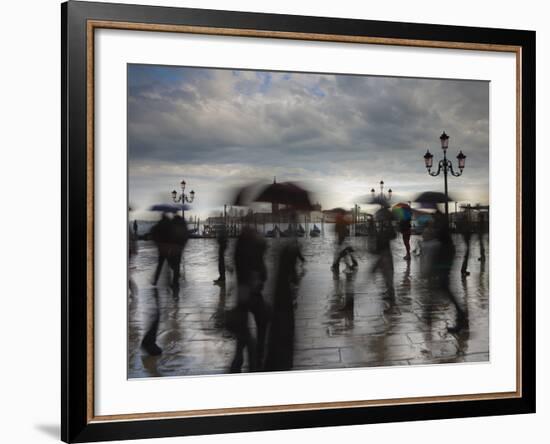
[172,179,195,219]
[423,132,466,222]
[371,180,392,201]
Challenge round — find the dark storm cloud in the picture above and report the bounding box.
[128,64,489,216]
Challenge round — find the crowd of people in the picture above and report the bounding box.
[130,204,486,373]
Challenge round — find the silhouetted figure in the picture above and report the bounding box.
[328,268,356,331]
[141,288,162,356]
[169,214,188,287]
[343,267,356,319]
[133,219,138,237]
[371,210,396,299]
[229,227,268,372]
[456,212,472,276]
[264,239,305,371]
[129,223,138,297]
[477,212,487,261]
[331,213,357,272]
[151,214,171,285]
[214,226,228,284]
[151,214,188,288]
[430,211,467,332]
[400,219,412,260]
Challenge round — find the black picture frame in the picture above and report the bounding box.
[62,1,536,442]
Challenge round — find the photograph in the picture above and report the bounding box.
[127,64,490,378]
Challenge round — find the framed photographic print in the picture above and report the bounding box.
[61,1,536,442]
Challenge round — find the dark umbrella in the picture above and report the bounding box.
[414,191,454,209]
[254,181,313,210]
[368,195,391,208]
[355,193,407,208]
[231,182,264,207]
[326,207,350,215]
[149,203,190,213]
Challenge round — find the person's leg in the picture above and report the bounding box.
[246,333,258,372]
[216,248,225,281]
[461,234,471,275]
[141,313,162,355]
[478,232,486,261]
[403,233,411,259]
[153,253,166,286]
[228,303,250,372]
[441,271,467,332]
[141,289,162,355]
[169,253,181,288]
[344,247,358,268]
[230,336,246,373]
[383,249,395,297]
[331,245,341,271]
[250,294,268,370]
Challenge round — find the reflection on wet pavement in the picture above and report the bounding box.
[128,233,488,378]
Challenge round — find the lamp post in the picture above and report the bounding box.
[423,132,466,222]
[171,179,195,219]
[370,180,393,202]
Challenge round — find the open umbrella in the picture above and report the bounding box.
[149,203,190,213]
[414,191,453,209]
[354,193,391,208]
[369,195,391,208]
[326,207,350,215]
[231,182,264,207]
[392,202,412,221]
[254,181,313,210]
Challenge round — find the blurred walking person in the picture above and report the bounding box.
[229,227,268,372]
[371,208,396,300]
[392,203,412,261]
[168,214,189,289]
[331,211,357,273]
[264,237,305,371]
[151,213,188,289]
[456,212,472,276]
[477,212,487,262]
[425,211,468,332]
[151,213,172,286]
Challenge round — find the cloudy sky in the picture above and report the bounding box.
[128,64,489,220]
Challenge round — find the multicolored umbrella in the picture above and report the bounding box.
[392,202,412,221]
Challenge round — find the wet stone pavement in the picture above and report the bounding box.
[128,232,489,378]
